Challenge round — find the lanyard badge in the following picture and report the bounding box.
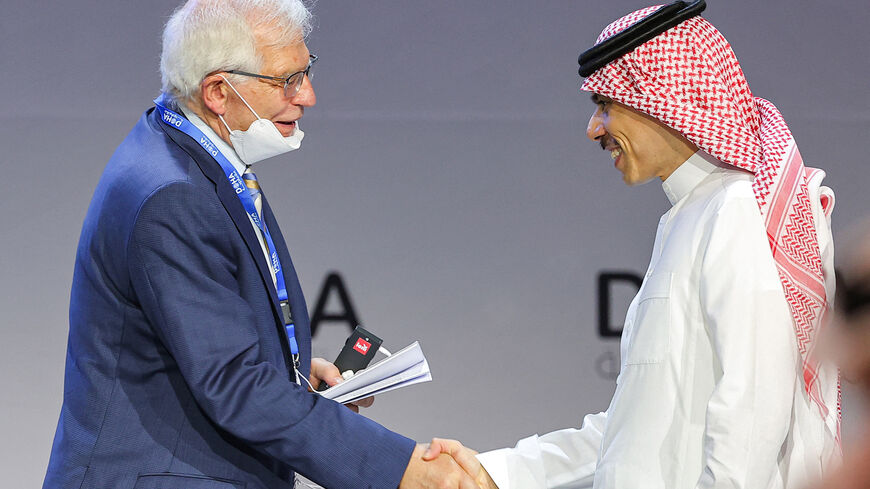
[154,99,301,371]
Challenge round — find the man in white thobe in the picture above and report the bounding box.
[423,3,840,488]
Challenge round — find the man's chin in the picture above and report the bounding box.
[620,168,658,186]
[621,172,641,186]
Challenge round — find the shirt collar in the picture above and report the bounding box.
[661,151,723,205]
[178,103,249,176]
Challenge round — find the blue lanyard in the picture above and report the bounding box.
[154,100,300,368]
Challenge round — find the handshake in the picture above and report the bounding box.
[311,359,497,488]
[399,438,498,489]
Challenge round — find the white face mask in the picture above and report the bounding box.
[218,74,304,165]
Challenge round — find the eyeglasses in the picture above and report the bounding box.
[226,54,318,98]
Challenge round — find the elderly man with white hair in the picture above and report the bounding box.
[42,1,475,488]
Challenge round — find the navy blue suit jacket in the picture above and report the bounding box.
[43,97,415,489]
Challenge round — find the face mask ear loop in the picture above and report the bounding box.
[217,114,233,134]
[218,74,262,119]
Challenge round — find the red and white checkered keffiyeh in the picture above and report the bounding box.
[581,5,839,444]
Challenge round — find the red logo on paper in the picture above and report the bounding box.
[353,338,372,355]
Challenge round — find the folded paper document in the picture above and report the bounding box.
[320,341,431,404]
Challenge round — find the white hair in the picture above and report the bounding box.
[160,0,312,100]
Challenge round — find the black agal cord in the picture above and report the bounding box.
[578,0,707,77]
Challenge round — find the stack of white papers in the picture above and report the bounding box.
[319,341,431,405]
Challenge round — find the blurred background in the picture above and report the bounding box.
[1,1,868,486]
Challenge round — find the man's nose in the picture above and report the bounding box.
[586,112,605,142]
[292,75,316,107]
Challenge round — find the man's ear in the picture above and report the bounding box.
[200,74,229,116]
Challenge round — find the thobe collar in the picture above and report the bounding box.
[179,103,250,176]
[661,151,724,206]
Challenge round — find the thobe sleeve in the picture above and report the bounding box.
[477,411,607,489]
[695,195,798,489]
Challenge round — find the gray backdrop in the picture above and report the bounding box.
[2,1,868,486]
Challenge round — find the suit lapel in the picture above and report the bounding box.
[151,107,287,338]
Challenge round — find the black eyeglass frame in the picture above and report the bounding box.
[226,54,318,98]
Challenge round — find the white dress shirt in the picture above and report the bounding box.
[179,105,278,289]
[478,152,839,489]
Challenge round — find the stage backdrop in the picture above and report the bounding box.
[1,1,868,486]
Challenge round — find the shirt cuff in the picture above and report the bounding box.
[477,449,515,489]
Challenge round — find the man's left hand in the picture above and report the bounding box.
[309,357,374,413]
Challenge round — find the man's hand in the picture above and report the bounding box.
[309,357,374,413]
[400,443,478,489]
[422,438,498,489]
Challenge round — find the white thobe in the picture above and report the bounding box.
[478,152,839,489]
